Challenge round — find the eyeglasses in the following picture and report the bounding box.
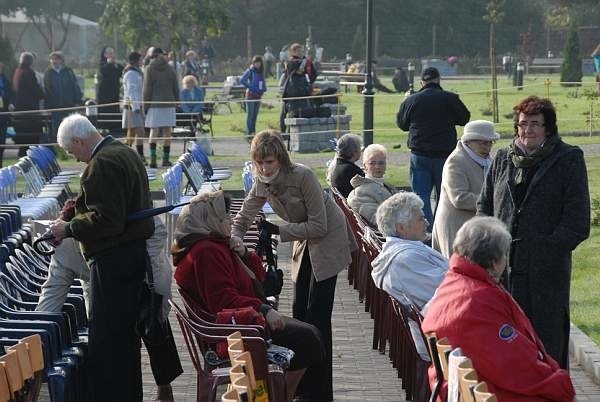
[517,122,545,130]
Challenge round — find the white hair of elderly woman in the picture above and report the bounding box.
[362,143,387,163]
[375,191,424,237]
[57,113,98,149]
[452,216,511,271]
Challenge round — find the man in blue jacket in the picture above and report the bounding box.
[396,67,470,229]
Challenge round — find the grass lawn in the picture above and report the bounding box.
[59,73,600,344]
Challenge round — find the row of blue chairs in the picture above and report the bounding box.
[0,205,88,401]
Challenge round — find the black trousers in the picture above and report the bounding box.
[293,249,337,401]
[88,240,146,402]
[270,316,325,371]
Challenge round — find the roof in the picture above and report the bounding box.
[1,11,98,27]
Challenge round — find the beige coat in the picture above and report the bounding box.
[347,175,395,225]
[432,141,486,257]
[232,163,356,282]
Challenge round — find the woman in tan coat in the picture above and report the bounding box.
[231,130,356,402]
[432,120,499,257]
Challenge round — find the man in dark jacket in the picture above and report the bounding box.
[43,51,83,141]
[396,67,470,228]
[50,114,154,402]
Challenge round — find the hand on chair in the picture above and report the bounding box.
[265,308,285,331]
[229,235,247,257]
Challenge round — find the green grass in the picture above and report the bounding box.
[63,74,600,344]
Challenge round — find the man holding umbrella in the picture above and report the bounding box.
[49,113,154,402]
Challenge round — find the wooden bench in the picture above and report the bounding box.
[212,85,246,114]
[529,58,563,73]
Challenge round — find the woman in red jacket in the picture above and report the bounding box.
[172,190,324,401]
[422,216,575,402]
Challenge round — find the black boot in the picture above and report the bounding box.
[162,146,172,167]
[136,144,147,165]
[149,143,157,168]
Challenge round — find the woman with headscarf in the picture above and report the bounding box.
[432,120,499,258]
[477,96,590,369]
[171,190,324,402]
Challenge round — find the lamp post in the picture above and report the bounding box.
[407,62,415,93]
[363,0,374,146]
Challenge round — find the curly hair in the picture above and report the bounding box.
[513,96,558,137]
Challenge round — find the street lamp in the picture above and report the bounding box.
[407,62,415,93]
[363,0,374,146]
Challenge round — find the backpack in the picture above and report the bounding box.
[283,64,312,99]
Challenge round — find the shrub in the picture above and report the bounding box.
[560,25,582,87]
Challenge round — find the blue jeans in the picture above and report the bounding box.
[410,153,446,229]
[246,99,261,135]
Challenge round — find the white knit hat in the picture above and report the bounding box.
[461,120,500,142]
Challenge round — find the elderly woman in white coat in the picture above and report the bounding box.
[432,120,499,257]
[347,144,395,225]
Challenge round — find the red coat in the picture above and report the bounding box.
[174,239,266,314]
[422,255,575,402]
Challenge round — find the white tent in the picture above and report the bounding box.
[1,11,102,67]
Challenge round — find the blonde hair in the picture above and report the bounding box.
[362,144,387,163]
[182,75,198,87]
[250,130,293,173]
[185,50,197,58]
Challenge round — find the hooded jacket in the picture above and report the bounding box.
[143,55,179,108]
[371,236,447,309]
[422,254,575,402]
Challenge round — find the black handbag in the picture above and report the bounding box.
[136,255,170,346]
[256,229,284,297]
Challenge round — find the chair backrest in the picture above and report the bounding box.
[436,337,452,380]
[0,350,23,399]
[425,333,445,401]
[232,351,257,389]
[231,375,252,401]
[221,387,241,402]
[6,343,34,383]
[473,381,497,402]
[458,359,478,402]
[227,332,244,361]
[0,364,10,402]
[20,334,44,373]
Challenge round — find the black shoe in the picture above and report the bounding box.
[149,161,157,169]
[161,159,172,167]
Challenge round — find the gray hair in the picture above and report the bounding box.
[57,114,98,149]
[375,191,424,237]
[336,133,362,160]
[362,143,387,164]
[453,217,511,271]
[326,133,363,182]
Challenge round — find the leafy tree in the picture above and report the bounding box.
[560,25,582,86]
[0,34,17,77]
[351,25,365,62]
[100,0,230,51]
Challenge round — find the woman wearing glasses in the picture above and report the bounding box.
[347,144,396,226]
[432,120,499,258]
[477,96,590,370]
